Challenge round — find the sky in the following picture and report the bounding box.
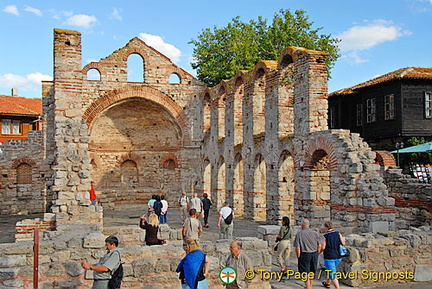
[0,0,431,98]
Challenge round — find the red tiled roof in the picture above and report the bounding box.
[0,95,42,116]
[330,67,432,96]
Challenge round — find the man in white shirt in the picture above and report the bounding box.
[190,193,203,218]
[218,202,234,239]
[178,192,190,225]
[160,195,168,224]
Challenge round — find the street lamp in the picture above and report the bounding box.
[395,141,404,167]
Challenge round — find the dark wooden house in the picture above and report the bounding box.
[328,67,432,145]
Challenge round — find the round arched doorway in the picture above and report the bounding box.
[89,97,183,208]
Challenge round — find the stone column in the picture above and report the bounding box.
[50,29,101,225]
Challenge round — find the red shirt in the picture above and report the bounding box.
[89,187,96,201]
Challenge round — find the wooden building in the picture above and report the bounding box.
[328,67,432,145]
[0,89,42,143]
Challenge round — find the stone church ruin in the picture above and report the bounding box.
[0,28,430,231]
[0,28,431,288]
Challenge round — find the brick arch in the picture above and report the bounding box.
[82,85,190,144]
[12,157,37,169]
[217,81,227,96]
[116,153,141,167]
[278,46,327,66]
[234,71,245,87]
[280,141,296,160]
[82,62,106,79]
[159,153,179,169]
[374,150,396,167]
[168,72,182,84]
[304,137,338,171]
[278,149,294,164]
[168,67,191,84]
[121,47,150,65]
[254,60,277,78]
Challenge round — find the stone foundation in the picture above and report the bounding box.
[340,227,432,287]
[0,227,271,289]
[383,167,432,228]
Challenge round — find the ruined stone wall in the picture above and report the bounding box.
[0,131,47,215]
[0,229,271,289]
[45,28,206,220]
[200,46,395,232]
[79,34,205,207]
[382,167,432,228]
[340,227,432,287]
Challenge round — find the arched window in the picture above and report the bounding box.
[127,53,145,82]
[163,159,177,170]
[169,73,181,84]
[120,160,138,183]
[17,163,32,184]
[87,68,101,81]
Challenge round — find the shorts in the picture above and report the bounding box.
[324,258,342,280]
[298,251,318,274]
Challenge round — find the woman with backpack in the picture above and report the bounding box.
[321,221,346,289]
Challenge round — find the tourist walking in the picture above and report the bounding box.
[178,192,190,224]
[321,221,346,289]
[81,235,121,289]
[225,240,253,289]
[218,202,234,239]
[275,216,292,272]
[190,193,203,218]
[160,195,168,224]
[183,208,203,240]
[293,218,322,289]
[139,214,163,246]
[201,193,212,228]
[176,237,209,289]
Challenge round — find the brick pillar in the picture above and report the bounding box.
[287,47,329,224]
[292,47,328,138]
[50,29,101,224]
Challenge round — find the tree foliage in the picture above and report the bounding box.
[189,9,340,87]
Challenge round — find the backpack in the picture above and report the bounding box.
[108,252,123,289]
[224,211,233,225]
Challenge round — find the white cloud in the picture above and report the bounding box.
[24,6,42,17]
[336,20,411,64]
[0,73,52,93]
[49,10,73,20]
[3,5,19,16]
[64,14,97,29]
[340,51,369,65]
[111,8,122,21]
[138,33,182,63]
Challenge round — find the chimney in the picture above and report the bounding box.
[11,88,18,96]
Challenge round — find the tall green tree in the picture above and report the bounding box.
[190,9,340,87]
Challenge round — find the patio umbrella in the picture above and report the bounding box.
[391,142,432,153]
